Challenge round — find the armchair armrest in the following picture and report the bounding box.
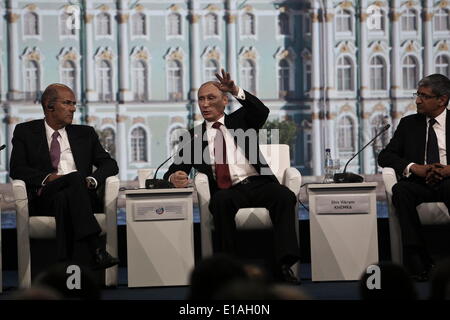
[103,176,119,256]
[382,167,398,197]
[283,167,302,196]
[12,179,31,288]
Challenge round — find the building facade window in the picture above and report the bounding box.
[204,59,219,82]
[168,13,182,36]
[60,12,76,36]
[369,56,387,90]
[278,59,290,96]
[61,60,76,93]
[337,56,353,91]
[132,60,148,101]
[168,60,183,100]
[241,59,256,94]
[336,9,352,33]
[24,60,40,100]
[241,13,255,36]
[278,13,290,35]
[402,55,418,90]
[434,8,449,31]
[436,55,450,77]
[401,9,417,31]
[338,116,355,158]
[24,12,39,36]
[131,127,147,162]
[96,13,111,36]
[204,13,218,36]
[132,13,146,36]
[97,60,113,101]
[304,60,312,92]
[168,126,185,157]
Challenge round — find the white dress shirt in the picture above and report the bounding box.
[42,120,97,188]
[404,108,447,176]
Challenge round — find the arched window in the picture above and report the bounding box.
[96,13,111,36]
[24,60,39,100]
[338,116,355,158]
[436,55,450,77]
[241,13,255,36]
[336,9,352,32]
[369,56,387,90]
[371,114,389,153]
[168,13,182,36]
[61,60,76,93]
[101,127,116,159]
[205,13,218,36]
[168,60,182,100]
[278,59,290,96]
[278,13,290,35]
[337,56,354,91]
[24,12,39,36]
[60,12,75,36]
[98,60,112,101]
[241,59,256,93]
[131,127,147,162]
[132,13,146,36]
[304,60,312,92]
[434,8,449,31]
[401,9,417,31]
[402,55,418,90]
[204,59,219,82]
[132,60,148,101]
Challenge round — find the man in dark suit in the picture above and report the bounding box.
[164,70,300,283]
[10,83,119,270]
[378,74,450,281]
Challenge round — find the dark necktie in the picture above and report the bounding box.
[212,122,232,189]
[426,118,440,165]
[50,131,61,170]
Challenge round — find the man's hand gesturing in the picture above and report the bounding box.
[215,69,238,96]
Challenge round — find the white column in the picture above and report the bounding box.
[360,1,369,98]
[116,114,128,181]
[311,4,322,176]
[390,1,401,98]
[7,2,20,100]
[362,107,372,174]
[118,1,132,101]
[423,0,434,76]
[324,4,335,99]
[84,1,96,101]
[189,1,202,126]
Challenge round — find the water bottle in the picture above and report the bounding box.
[324,148,333,183]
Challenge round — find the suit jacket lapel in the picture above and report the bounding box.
[417,115,427,165]
[33,119,52,167]
[65,125,83,171]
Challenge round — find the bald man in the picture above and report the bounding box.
[10,84,119,270]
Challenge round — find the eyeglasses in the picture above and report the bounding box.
[413,92,441,100]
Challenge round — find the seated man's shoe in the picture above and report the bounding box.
[93,249,120,270]
[279,264,300,285]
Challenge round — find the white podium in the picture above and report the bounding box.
[125,188,195,287]
[307,182,379,281]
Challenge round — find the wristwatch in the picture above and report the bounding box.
[86,177,97,189]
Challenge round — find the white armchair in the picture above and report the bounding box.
[382,167,450,264]
[12,175,120,288]
[194,144,301,274]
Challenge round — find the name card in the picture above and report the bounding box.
[133,200,187,221]
[315,194,370,214]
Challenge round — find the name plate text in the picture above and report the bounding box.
[315,194,370,214]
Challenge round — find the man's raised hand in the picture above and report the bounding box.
[215,69,238,96]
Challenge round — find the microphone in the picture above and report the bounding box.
[0,144,6,151]
[145,132,197,189]
[333,124,391,183]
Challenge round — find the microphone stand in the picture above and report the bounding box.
[333,124,391,183]
[145,132,197,189]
